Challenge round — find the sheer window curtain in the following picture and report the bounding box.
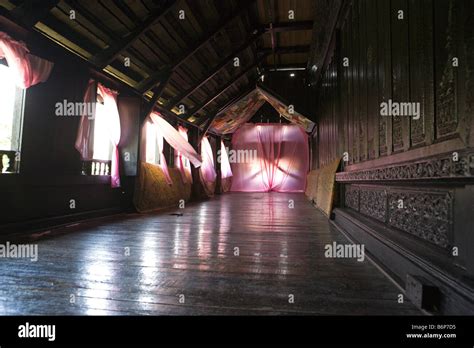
[176,126,193,184]
[200,136,217,196]
[0,32,54,88]
[150,112,202,168]
[74,81,122,188]
[220,140,233,192]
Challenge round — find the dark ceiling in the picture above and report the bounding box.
[0,0,317,131]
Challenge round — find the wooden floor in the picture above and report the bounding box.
[0,193,421,315]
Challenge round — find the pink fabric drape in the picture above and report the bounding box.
[200,136,217,196]
[230,124,308,192]
[74,79,96,160]
[155,121,172,185]
[150,112,202,168]
[176,126,193,184]
[97,83,121,188]
[220,141,233,179]
[0,32,54,88]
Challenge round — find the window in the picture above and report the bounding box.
[0,62,25,174]
[145,121,161,165]
[92,97,113,161]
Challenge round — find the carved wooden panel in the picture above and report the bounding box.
[358,0,368,162]
[391,0,410,153]
[388,190,452,249]
[435,0,459,139]
[351,1,360,164]
[360,187,387,222]
[345,184,360,211]
[409,0,435,148]
[343,184,453,249]
[376,0,392,157]
[336,149,474,182]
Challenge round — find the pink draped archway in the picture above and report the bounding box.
[230,124,309,192]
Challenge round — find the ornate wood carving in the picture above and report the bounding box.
[360,188,387,222]
[336,149,474,182]
[388,190,452,248]
[344,184,453,249]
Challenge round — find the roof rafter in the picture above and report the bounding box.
[187,56,264,122]
[136,0,257,94]
[165,29,263,110]
[90,0,177,68]
[12,0,59,27]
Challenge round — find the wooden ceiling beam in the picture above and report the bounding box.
[165,29,264,110]
[11,0,59,27]
[259,45,310,55]
[264,20,314,33]
[186,58,263,122]
[89,0,177,68]
[136,0,257,94]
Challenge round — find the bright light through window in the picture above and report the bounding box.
[0,64,22,151]
[145,121,161,165]
[92,93,113,161]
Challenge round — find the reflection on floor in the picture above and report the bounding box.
[0,193,421,315]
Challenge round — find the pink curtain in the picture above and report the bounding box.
[97,83,121,188]
[230,124,308,192]
[176,126,193,184]
[220,140,233,193]
[154,121,172,185]
[200,136,217,196]
[220,140,233,179]
[74,79,96,160]
[0,32,54,88]
[150,112,202,168]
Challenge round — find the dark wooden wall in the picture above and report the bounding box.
[312,0,474,313]
[0,30,141,234]
[317,0,473,168]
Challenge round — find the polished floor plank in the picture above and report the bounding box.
[0,192,421,315]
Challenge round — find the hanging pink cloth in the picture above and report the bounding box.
[200,136,217,196]
[97,83,121,188]
[176,126,193,184]
[150,112,202,168]
[154,120,172,185]
[220,140,233,192]
[230,124,308,192]
[220,140,233,179]
[74,79,96,160]
[0,32,54,88]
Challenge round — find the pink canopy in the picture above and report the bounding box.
[230,124,309,192]
[0,32,54,89]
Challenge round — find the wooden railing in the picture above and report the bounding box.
[81,160,111,176]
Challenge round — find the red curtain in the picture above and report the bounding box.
[230,124,308,192]
[0,32,54,88]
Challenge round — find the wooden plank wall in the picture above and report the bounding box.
[313,0,474,284]
[315,0,473,168]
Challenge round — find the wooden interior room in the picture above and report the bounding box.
[0,0,473,316]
